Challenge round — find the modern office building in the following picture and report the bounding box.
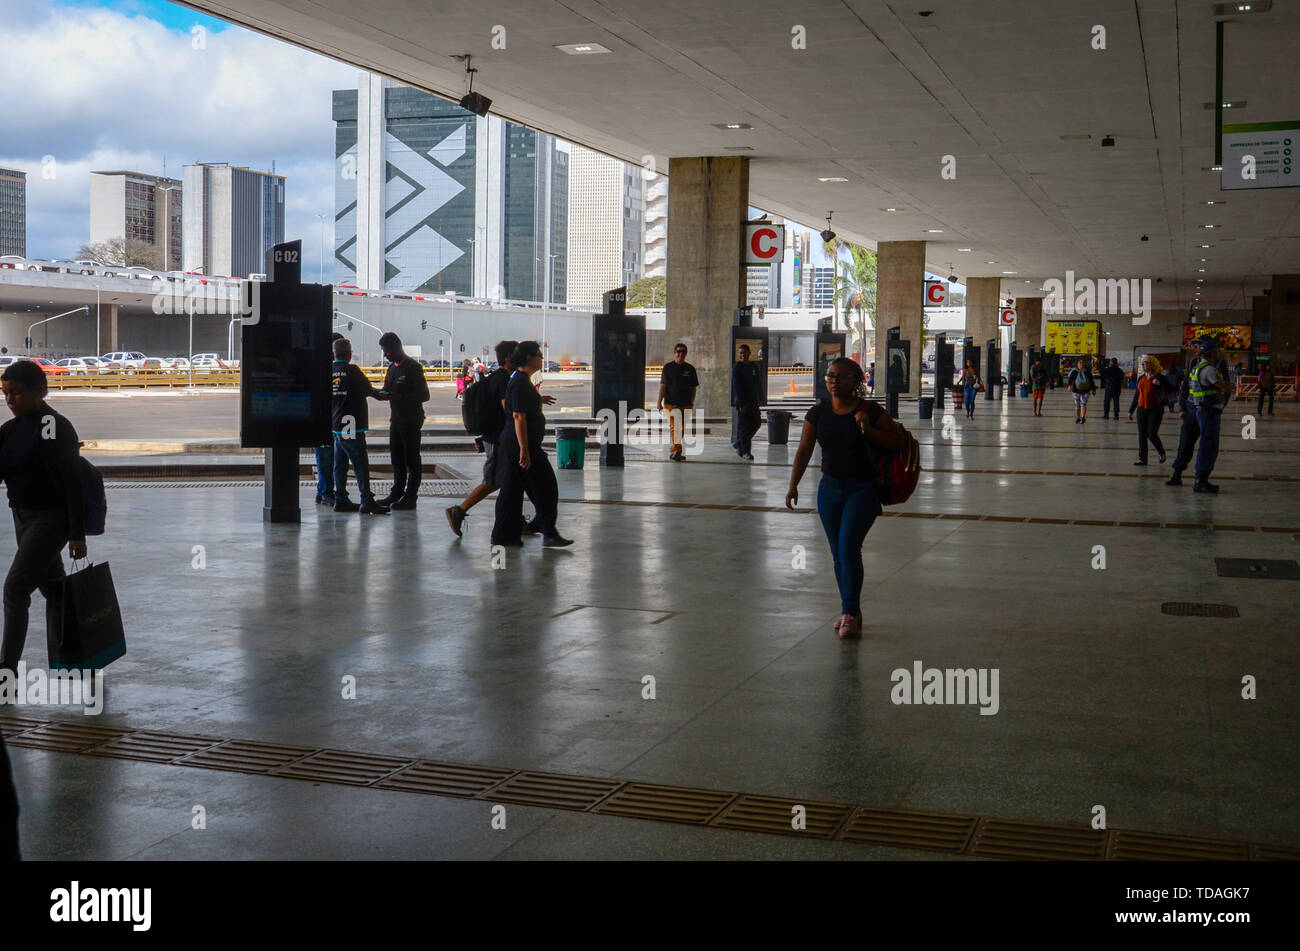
[643,171,667,279]
[334,73,566,301]
[181,163,285,278]
[0,167,27,257]
[807,265,835,309]
[89,171,182,269]
[566,144,643,311]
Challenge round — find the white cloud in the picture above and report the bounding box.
[0,1,357,273]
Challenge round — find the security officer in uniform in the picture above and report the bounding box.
[1185,336,1232,494]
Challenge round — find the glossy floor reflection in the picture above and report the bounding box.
[4,394,1298,859]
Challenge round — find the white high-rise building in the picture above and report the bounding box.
[643,171,667,279]
[566,144,644,311]
[182,163,284,278]
[89,170,183,270]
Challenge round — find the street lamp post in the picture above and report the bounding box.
[27,306,89,354]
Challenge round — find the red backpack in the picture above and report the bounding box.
[864,402,922,505]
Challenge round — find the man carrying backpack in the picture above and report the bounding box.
[1068,357,1095,424]
[446,340,516,536]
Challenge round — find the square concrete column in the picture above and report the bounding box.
[964,277,1001,353]
[666,156,749,415]
[872,241,925,397]
[1269,275,1300,369]
[1014,297,1043,351]
[97,302,119,354]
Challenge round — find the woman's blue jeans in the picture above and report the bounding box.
[816,475,880,616]
[963,385,977,415]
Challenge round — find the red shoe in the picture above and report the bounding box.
[837,613,861,639]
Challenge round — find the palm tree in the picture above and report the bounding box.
[834,244,877,361]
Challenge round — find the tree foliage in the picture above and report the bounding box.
[75,237,163,268]
[627,274,666,308]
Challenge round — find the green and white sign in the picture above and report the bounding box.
[1221,121,1298,190]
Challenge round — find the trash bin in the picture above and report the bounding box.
[1020,383,1030,397]
[766,410,792,445]
[555,427,587,469]
[918,396,934,419]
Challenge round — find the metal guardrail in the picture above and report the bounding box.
[1234,375,1298,400]
[47,368,241,388]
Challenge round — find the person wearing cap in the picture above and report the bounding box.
[1184,337,1232,493]
[730,343,763,460]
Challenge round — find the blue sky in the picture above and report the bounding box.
[53,0,231,32]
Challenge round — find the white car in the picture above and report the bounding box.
[139,357,173,371]
[190,356,226,369]
[55,358,97,375]
[101,351,146,368]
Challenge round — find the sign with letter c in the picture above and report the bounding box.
[924,280,948,306]
[1000,307,1017,326]
[745,223,785,264]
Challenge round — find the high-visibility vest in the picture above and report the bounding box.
[1189,359,1223,407]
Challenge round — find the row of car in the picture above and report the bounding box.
[0,352,237,375]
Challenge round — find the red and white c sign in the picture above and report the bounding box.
[744,223,785,264]
[924,281,948,306]
[1000,307,1017,325]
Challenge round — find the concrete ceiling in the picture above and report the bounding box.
[181,0,1300,309]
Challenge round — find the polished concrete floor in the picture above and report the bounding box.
[4,391,1298,859]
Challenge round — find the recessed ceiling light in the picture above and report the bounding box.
[555,42,612,54]
[818,177,848,182]
[1002,271,1017,274]
[957,247,972,252]
[713,122,753,130]
[723,146,753,151]
[984,260,997,264]
[882,207,900,212]
[1201,258,1208,262]
[1059,134,1092,141]
[1202,166,1224,172]
[1199,244,1214,248]
[1200,200,1225,205]
[1203,101,1246,109]
[1198,268,1207,272]
[924,229,944,233]
[1203,224,1217,228]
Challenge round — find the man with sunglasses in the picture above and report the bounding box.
[657,343,699,461]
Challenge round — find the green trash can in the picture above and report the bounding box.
[556,427,587,469]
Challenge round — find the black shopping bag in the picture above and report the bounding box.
[48,561,126,671]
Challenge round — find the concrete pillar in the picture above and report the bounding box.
[965,277,1001,353]
[872,241,925,398]
[1267,276,1300,371]
[98,303,119,354]
[666,156,748,414]
[1014,297,1043,351]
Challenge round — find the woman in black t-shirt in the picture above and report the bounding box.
[786,358,904,638]
[491,341,573,548]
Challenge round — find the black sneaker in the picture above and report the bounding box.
[316,494,335,506]
[375,494,400,507]
[445,505,466,536]
[391,497,418,510]
[542,533,574,548]
[1165,473,1183,486]
[1193,480,1220,494]
[359,501,390,515]
[1133,460,1147,466]
[521,520,540,536]
[742,452,755,460]
[334,498,360,512]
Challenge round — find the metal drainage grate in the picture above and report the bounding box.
[713,795,851,839]
[1214,558,1300,580]
[271,749,413,786]
[970,818,1107,861]
[376,761,518,798]
[593,783,738,826]
[1161,602,1241,618]
[485,771,623,811]
[176,739,317,774]
[840,807,976,854]
[86,731,222,764]
[0,715,47,738]
[1251,844,1300,860]
[5,721,131,753]
[1109,830,1248,861]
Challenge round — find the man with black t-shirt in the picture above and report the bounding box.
[330,338,388,515]
[446,339,516,536]
[731,344,763,460]
[375,332,429,510]
[657,342,699,461]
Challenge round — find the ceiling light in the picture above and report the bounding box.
[1059,134,1092,141]
[882,207,900,212]
[1200,200,1225,205]
[957,247,972,252]
[985,260,997,264]
[924,229,944,233]
[1002,271,1017,274]
[1198,268,1207,272]
[1203,101,1247,109]
[723,146,753,151]
[818,177,848,182]
[1203,224,1217,228]
[713,122,753,130]
[555,42,611,54]
[1199,244,1214,248]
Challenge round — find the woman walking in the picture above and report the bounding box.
[1128,356,1168,465]
[0,360,86,676]
[958,360,981,419]
[491,341,573,548]
[785,358,905,639]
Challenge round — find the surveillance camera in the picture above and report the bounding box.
[820,228,836,242]
[1140,234,1149,241]
[948,273,957,282]
[1101,136,1116,147]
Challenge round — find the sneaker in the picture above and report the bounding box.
[1165,473,1183,486]
[334,498,359,512]
[1193,480,1220,494]
[359,501,390,515]
[542,533,574,548]
[315,494,335,506]
[445,505,466,536]
[1134,460,1147,466]
[391,497,418,510]
[742,452,755,460]
[375,494,400,507]
[837,613,860,639]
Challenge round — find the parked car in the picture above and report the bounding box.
[139,357,172,371]
[169,357,191,369]
[338,284,364,297]
[52,259,96,275]
[561,361,590,371]
[192,352,222,363]
[0,255,27,269]
[25,357,69,375]
[55,358,96,375]
[191,357,226,369]
[101,351,147,368]
[544,361,561,372]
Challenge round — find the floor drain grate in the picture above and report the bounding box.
[594,783,738,825]
[970,818,1107,860]
[86,731,222,764]
[1251,844,1300,860]
[1109,830,1248,861]
[712,795,851,839]
[1214,558,1300,580]
[485,771,624,811]
[270,749,413,786]
[5,721,131,753]
[376,761,518,798]
[0,715,47,738]
[176,739,317,774]
[1161,602,1241,618]
[840,807,976,853]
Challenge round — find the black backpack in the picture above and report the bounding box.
[80,457,107,536]
[462,373,504,436]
